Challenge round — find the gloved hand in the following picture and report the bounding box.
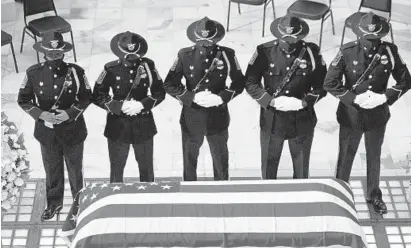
[274,96,304,111]
[196,93,223,108]
[193,90,212,104]
[122,99,144,116]
[54,109,69,122]
[39,111,61,124]
[360,93,387,109]
[354,91,373,106]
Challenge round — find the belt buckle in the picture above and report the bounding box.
[44,121,54,129]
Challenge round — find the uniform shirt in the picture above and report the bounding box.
[17,60,92,146]
[164,44,245,107]
[324,39,411,130]
[245,40,327,138]
[92,58,165,143]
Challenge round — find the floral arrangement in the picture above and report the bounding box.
[1,111,30,211]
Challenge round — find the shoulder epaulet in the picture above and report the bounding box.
[67,63,84,72]
[262,40,277,49]
[305,42,320,51]
[104,60,120,69]
[179,47,194,54]
[26,63,42,74]
[341,41,358,50]
[141,57,154,65]
[217,45,234,54]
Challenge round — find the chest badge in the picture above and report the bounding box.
[299,59,307,69]
[353,60,358,66]
[116,76,120,80]
[270,63,275,68]
[380,55,389,65]
[189,65,194,70]
[216,60,224,70]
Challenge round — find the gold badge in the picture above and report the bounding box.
[50,40,59,49]
[368,24,376,32]
[285,26,294,34]
[299,59,307,69]
[216,60,224,70]
[189,66,194,70]
[116,76,120,80]
[380,55,389,65]
[127,43,135,51]
[270,63,275,68]
[353,60,358,66]
[201,30,209,38]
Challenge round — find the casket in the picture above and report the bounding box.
[60,179,368,248]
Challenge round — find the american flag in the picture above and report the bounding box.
[60,179,368,248]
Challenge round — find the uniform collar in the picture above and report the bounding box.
[195,44,218,56]
[44,58,66,72]
[121,58,140,68]
[359,38,382,53]
[278,39,305,55]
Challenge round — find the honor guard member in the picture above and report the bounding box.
[324,12,411,214]
[245,16,327,180]
[93,31,165,183]
[164,17,245,181]
[17,32,92,221]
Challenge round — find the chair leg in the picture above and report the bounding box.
[237,3,241,14]
[70,30,77,62]
[262,3,267,37]
[319,18,325,50]
[20,27,26,53]
[33,35,40,64]
[271,0,276,19]
[330,10,335,35]
[340,25,346,47]
[389,23,394,43]
[10,42,19,73]
[227,0,231,32]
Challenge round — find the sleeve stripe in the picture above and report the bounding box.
[104,99,113,113]
[306,47,316,71]
[308,93,320,104]
[222,51,231,87]
[386,46,395,70]
[148,95,158,108]
[226,89,236,101]
[71,67,80,94]
[256,92,268,101]
[390,87,403,99]
[336,90,349,98]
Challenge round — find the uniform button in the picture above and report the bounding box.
[116,76,120,80]
[303,72,306,76]
[286,67,290,70]
[54,85,57,89]
[368,85,372,89]
[130,70,134,73]
[285,90,289,94]
[353,70,356,73]
[41,63,44,66]
[286,55,290,58]
[49,67,52,70]
[373,47,376,50]
[364,47,367,50]
[129,79,133,83]
[200,51,203,54]
[269,72,273,75]
[117,86,120,89]
[68,90,72,93]
[205,59,209,62]
[384,69,388,72]
[39,82,43,86]
[205,69,209,73]
[210,51,213,55]
[40,91,43,94]
[190,74,193,77]
[54,96,58,99]
[57,67,60,70]
[205,79,209,82]
[369,54,372,58]
[220,74,223,77]
[369,75,373,79]
[124,64,128,67]
[54,74,57,78]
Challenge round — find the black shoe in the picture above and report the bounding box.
[41,204,62,221]
[366,198,388,214]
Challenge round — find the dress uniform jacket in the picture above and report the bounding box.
[245,40,327,139]
[18,62,92,148]
[164,45,245,135]
[92,58,165,144]
[324,40,411,131]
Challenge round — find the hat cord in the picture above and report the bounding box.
[117,42,141,58]
[358,25,382,36]
[40,44,66,51]
[194,28,218,42]
[277,25,303,39]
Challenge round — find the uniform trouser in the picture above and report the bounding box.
[107,138,154,183]
[336,124,386,199]
[182,129,229,181]
[40,141,84,207]
[260,130,314,179]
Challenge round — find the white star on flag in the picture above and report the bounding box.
[81,195,88,203]
[90,183,97,190]
[161,185,172,190]
[100,183,108,189]
[137,185,147,190]
[90,193,98,200]
[70,214,78,222]
[112,185,121,191]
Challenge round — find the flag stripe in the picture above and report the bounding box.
[180,182,354,209]
[74,202,359,235]
[77,191,357,225]
[73,232,365,248]
[71,216,366,248]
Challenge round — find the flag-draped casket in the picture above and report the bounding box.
[60,179,368,248]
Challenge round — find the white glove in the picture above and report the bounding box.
[122,99,144,116]
[193,90,211,104]
[353,91,373,106]
[274,96,304,111]
[195,93,223,108]
[360,93,387,109]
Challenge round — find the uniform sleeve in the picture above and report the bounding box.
[323,50,357,106]
[244,46,272,109]
[163,52,195,106]
[385,44,411,105]
[17,71,43,121]
[65,66,93,121]
[140,60,166,110]
[218,50,245,104]
[92,66,123,115]
[303,45,327,107]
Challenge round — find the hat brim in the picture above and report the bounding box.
[186,20,225,44]
[33,41,72,54]
[270,17,309,41]
[351,14,390,39]
[110,32,148,58]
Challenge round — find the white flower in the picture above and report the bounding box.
[1,191,9,201]
[6,182,14,190]
[2,200,11,210]
[10,187,19,196]
[1,180,7,187]
[7,172,17,182]
[14,177,24,187]
[9,196,17,203]
[16,171,21,177]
